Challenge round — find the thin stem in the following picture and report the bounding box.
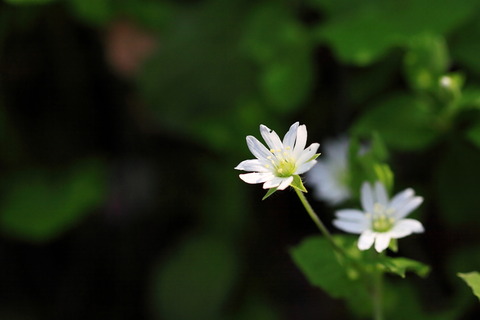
[294,188,344,256]
[372,271,384,320]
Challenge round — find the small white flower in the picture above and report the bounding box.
[333,181,424,253]
[235,122,320,190]
[307,137,351,205]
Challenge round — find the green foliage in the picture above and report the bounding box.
[348,134,393,196]
[262,187,278,201]
[0,159,106,242]
[458,272,480,301]
[290,235,372,316]
[291,235,430,315]
[378,257,430,278]
[352,93,439,151]
[404,34,449,92]
[242,2,314,113]
[67,0,113,26]
[151,234,238,320]
[315,0,478,65]
[290,175,307,193]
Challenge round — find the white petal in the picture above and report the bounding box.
[335,209,366,222]
[358,230,376,250]
[389,188,414,211]
[361,182,374,213]
[394,196,423,219]
[390,219,424,238]
[277,176,294,190]
[295,160,317,175]
[297,143,320,164]
[263,176,284,189]
[260,125,283,151]
[246,136,271,160]
[239,172,274,184]
[374,181,389,206]
[293,125,308,158]
[235,159,269,172]
[374,233,391,252]
[283,122,299,149]
[333,219,365,234]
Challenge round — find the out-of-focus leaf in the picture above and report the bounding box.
[67,0,113,26]
[451,13,480,75]
[458,272,480,301]
[404,34,449,92]
[242,2,313,113]
[290,235,371,316]
[352,94,438,151]
[379,257,430,278]
[0,159,106,242]
[151,235,238,320]
[316,0,478,65]
[138,0,255,152]
[435,141,480,225]
[348,134,393,197]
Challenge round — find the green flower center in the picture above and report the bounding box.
[275,159,296,177]
[371,203,395,232]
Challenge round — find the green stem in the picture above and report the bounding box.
[372,271,384,320]
[294,188,345,256]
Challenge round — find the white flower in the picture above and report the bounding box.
[307,137,351,205]
[235,122,320,190]
[333,181,424,253]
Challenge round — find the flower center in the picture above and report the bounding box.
[275,159,296,177]
[371,203,395,233]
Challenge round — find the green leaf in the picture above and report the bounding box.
[373,163,394,194]
[290,235,371,316]
[0,159,106,242]
[458,272,480,301]
[451,12,480,75]
[151,235,238,320]
[262,187,278,200]
[352,93,439,151]
[242,2,314,113]
[290,175,307,193]
[403,34,449,92]
[67,0,113,26]
[315,0,478,65]
[379,257,430,278]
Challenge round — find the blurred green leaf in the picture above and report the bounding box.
[379,257,430,278]
[138,0,255,152]
[404,34,449,92]
[451,12,480,74]
[152,235,238,320]
[242,2,314,113]
[67,0,113,26]
[290,235,371,316]
[316,0,478,65]
[0,159,106,242]
[352,94,438,151]
[458,272,480,301]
